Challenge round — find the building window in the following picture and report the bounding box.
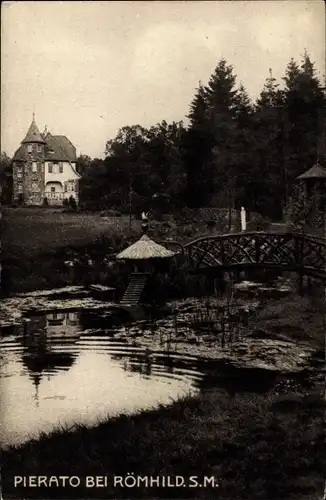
[59,162,63,173]
[32,162,37,172]
[17,182,23,193]
[27,145,33,153]
[48,163,53,173]
[17,171,22,179]
[51,187,56,193]
[37,144,42,153]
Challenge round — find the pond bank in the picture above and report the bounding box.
[1,291,325,499]
[2,383,325,499]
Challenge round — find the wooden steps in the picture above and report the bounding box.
[120,273,148,305]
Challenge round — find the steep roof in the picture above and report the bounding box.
[296,163,326,180]
[116,234,177,260]
[12,134,74,163]
[44,133,70,161]
[21,116,46,144]
[53,135,76,161]
[13,145,28,161]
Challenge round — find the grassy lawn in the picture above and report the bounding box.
[2,388,325,500]
[1,208,143,294]
[1,207,139,259]
[0,207,210,294]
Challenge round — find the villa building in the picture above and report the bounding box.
[12,115,81,205]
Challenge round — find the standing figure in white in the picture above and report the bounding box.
[241,207,247,231]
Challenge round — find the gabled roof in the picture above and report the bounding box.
[53,135,76,162]
[296,163,326,180]
[21,116,46,144]
[12,134,76,163]
[44,133,68,161]
[44,133,77,162]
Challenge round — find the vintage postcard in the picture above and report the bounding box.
[1,1,325,499]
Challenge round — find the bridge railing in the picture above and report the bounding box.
[157,231,325,281]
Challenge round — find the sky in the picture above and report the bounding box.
[1,0,325,159]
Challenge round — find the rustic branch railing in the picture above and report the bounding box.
[308,212,325,229]
[159,232,326,281]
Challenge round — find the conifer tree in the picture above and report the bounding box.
[252,69,285,218]
[206,61,249,211]
[282,52,325,182]
[184,81,214,206]
[231,84,255,211]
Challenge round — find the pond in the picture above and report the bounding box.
[1,280,305,449]
[1,308,208,447]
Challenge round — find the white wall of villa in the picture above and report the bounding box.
[44,161,80,202]
[44,161,79,184]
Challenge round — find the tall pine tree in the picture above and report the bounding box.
[184,81,213,206]
[205,59,241,207]
[252,69,285,218]
[282,52,325,183]
[231,84,255,211]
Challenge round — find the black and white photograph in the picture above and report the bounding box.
[1,1,325,499]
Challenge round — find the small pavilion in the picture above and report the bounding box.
[116,223,177,305]
[295,161,326,206]
[294,161,326,228]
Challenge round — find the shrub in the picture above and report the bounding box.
[247,213,270,231]
[68,196,77,212]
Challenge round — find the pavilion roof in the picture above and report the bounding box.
[116,234,176,260]
[296,163,326,180]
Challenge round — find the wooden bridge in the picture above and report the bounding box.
[161,231,326,282]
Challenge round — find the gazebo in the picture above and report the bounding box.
[295,161,326,228]
[116,225,177,305]
[295,161,326,203]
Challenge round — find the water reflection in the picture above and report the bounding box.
[1,303,279,448]
[14,313,81,410]
[23,311,80,336]
[0,309,201,447]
